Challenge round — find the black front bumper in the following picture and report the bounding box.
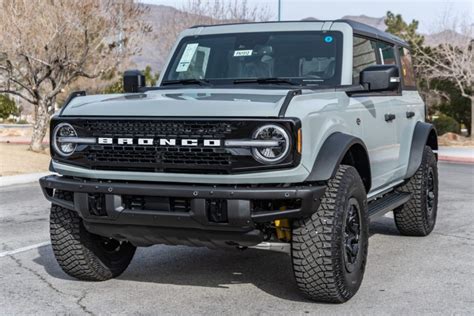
[39,175,325,247]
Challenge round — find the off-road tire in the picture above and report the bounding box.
[394,146,438,236]
[292,165,369,303]
[50,192,136,281]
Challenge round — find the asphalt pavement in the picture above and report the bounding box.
[0,162,473,315]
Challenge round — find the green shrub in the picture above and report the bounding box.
[433,114,460,135]
[0,94,18,119]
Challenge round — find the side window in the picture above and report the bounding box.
[352,37,377,84]
[352,36,396,84]
[399,47,416,88]
[375,41,396,65]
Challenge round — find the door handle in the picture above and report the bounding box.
[385,113,396,122]
[406,111,415,118]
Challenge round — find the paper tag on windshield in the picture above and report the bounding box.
[176,43,199,72]
[233,49,253,57]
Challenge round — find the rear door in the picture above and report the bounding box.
[393,47,424,179]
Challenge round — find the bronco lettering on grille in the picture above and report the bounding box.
[98,137,221,147]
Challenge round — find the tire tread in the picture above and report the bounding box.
[292,165,368,303]
[50,191,135,281]
[394,146,438,236]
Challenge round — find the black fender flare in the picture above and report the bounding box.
[306,132,371,191]
[405,121,438,179]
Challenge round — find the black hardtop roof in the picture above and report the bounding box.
[190,19,410,48]
[337,19,409,47]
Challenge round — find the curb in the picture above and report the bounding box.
[438,155,474,164]
[0,141,49,145]
[0,172,51,187]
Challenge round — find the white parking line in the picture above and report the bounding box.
[0,241,51,258]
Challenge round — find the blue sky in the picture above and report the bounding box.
[142,0,473,34]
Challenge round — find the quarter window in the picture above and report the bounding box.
[399,47,416,88]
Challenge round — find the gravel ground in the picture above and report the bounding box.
[0,162,473,315]
[0,144,50,176]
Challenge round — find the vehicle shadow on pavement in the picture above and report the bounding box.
[369,216,401,237]
[33,218,398,302]
[34,244,310,302]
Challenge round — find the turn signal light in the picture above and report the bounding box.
[297,128,302,154]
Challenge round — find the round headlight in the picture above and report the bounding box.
[252,124,290,164]
[53,123,77,156]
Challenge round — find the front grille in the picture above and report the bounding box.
[82,120,235,138]
[75,120,239,172]
[84,145,233,170]
[51,118,299,174]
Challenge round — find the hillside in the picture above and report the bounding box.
[132,4,468,72]
[133,4,181,72]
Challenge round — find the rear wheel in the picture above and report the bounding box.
[394,146,438,236]
[291,165,369,303]
[50,192,136,281]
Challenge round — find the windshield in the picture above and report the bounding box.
[162,31,343,87]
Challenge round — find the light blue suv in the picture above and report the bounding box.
[40,20,438,303]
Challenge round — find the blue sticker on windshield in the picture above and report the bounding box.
[324,35,333,43]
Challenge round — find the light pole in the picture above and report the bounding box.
[278,0,281,21]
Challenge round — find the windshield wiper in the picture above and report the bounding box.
[233,77,300,86]
[161,79,212,86]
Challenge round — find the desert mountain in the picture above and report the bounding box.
[133,4,469,72]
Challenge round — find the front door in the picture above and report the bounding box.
[355,96,399,190]
[352,36,401,190]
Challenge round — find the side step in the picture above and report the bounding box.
[368,192,411,220]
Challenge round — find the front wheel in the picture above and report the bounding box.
[291,165,369,303]
[50,192,136,281]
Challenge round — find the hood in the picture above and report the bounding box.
[61,88,293,117]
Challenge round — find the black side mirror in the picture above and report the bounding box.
[123,70,146,93]
[360,65,400,92]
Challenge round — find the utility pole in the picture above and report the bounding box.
[118,2,124,55]
[278,0,281,21]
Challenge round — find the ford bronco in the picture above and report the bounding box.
[40,20,439,303]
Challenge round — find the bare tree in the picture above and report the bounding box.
[157,0,271,63]
[414,17,473,137]
[0,0,151,151]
